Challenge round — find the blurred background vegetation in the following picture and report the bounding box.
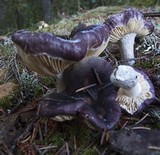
[0,0,159,34]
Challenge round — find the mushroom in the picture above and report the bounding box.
[37,56,121,131]
[11,24,109,77]
[110,65,155,115]
[105,8,154,65]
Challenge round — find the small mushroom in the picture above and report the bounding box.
[38,57,121,131]
[110,65,155,115]
[105,8,154,65]
[11,24,109,77]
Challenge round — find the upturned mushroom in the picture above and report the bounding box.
[11,24,109,77]
[110,65,155,115]
[105,8,154,65]
[37,57,121,131]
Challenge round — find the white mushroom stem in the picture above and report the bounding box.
[118,33,137,66]
[120,82,142,98]
[110,65,142,97]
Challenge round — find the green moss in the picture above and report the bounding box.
[65,122,95,146]
[40,6,123,36]
[0,95,13,109]
[130,0,157,7]
[47,132,64,147]
[0,82,18,109]
[40,77,56,88]
[81,148,97,155]
[135,56,156,69]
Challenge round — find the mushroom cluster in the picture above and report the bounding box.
[11,8,155,130]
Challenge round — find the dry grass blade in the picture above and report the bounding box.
[148,146,160,151]
[55,142,70,155]
[120,121,128,129]
[75,83,96,92]
[135,113,149,125]
[40,144,57,154]
[40,145,57,150]
[132,126,151,130]
[100,129,107,145]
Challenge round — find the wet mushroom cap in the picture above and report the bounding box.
[110,65,155,115]
[105,8,154,43]
[11,24,109,76]
[38,57,121,130]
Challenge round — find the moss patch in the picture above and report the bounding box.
[39,6,124,36]
[0,82,18,108]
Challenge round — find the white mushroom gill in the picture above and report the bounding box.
[110,65,153,114]
[86,40,110,57]
[118,33,137,66]
[15,44,74,76]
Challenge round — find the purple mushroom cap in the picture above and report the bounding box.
[104,8,154,42]
[37,57,121,131]
[134,69,155,114]
[11,24,110,76]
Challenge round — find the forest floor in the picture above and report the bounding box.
[0,6,160,155]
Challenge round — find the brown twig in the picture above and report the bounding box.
[33,143,42,154]
[16,116,40,143]
[2,141,14,155]
[100,129,107,145]
[93,68,103,86]
[55,142,70,155]
[144,12,160,17]
[73,136,77,151]
[86,89,96,101]
[30,125,38,142]
[38,125,43,141]
[40,145,57,150]
[40,144,57,154]
[94,146,103,155]
[104,49,119,66]
[121,121,128,129]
